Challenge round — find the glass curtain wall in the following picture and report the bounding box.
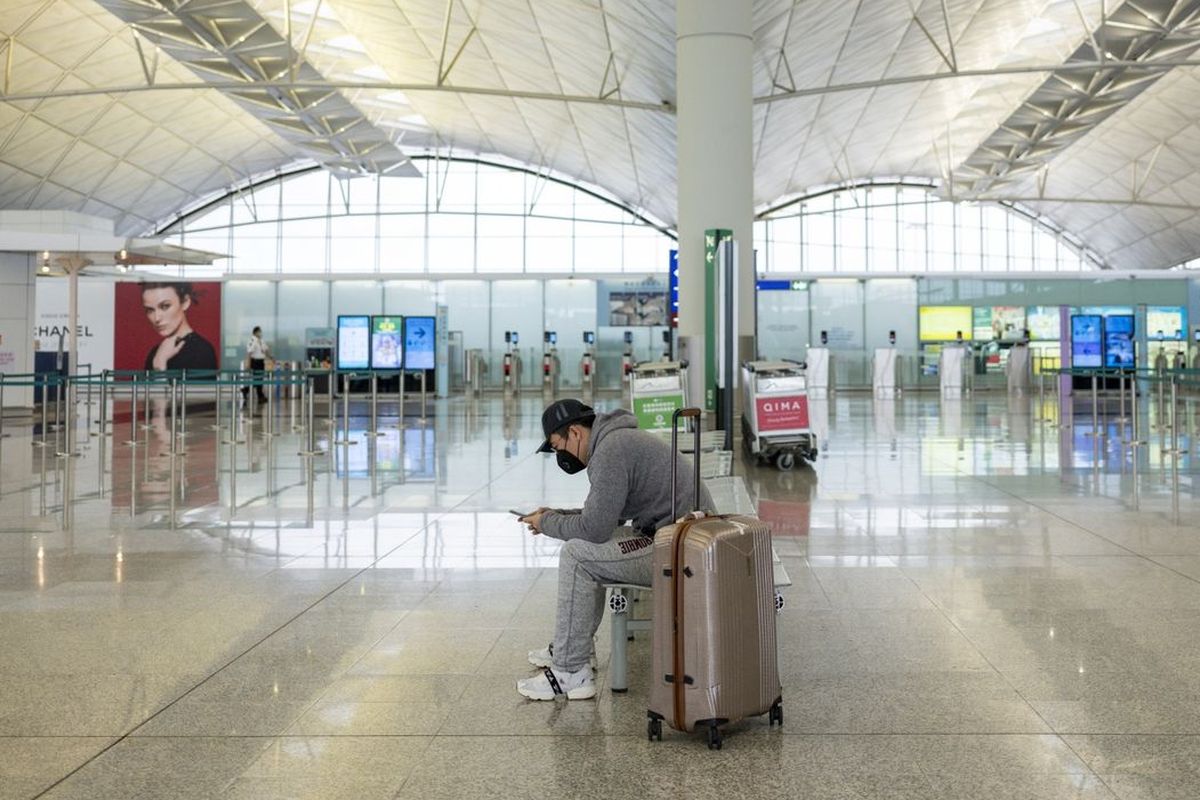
[755,183,1101,274]
[158,158,676,277]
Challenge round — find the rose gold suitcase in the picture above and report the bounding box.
[647,408,783,749]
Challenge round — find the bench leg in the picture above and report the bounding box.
[610,592,629,694]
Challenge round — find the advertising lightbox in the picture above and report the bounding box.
[918,306,972,342]
[371,316,404,369]
[336,315,370,370]
[403,316,436,370]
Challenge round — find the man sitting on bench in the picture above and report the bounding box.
[516,398,713,700]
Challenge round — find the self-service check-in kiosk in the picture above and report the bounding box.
[1006,332,1032,394]
[580,331,596,400]
[503,331,522,398]
[805,329,833,398]
[939,331,969,398]
[542,331,559,397]
[873,330,899,398]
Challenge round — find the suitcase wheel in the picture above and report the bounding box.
[774,591,785,614]
[706,723,722,751]
[647,717,663,742]
[769,700,784,727]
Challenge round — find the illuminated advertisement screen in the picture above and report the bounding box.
[336,315,370,371]
[371,316,404,369]
[1071,314,1103,368]
[919,306,972,342]
[403,316,436,370]
[974,306,1026,341]
[1027,306,1060,341]
[1147,306,1186,340]
[1104,315,1135,369]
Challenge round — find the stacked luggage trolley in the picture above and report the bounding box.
[629,359,734,479]
[740,360,817,471]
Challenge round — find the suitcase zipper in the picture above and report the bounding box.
[671,519,691,731]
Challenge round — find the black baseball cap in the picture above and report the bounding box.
[537,399,595,453]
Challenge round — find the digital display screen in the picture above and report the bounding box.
[972,306,1026,341]
[370,316,404,370]
[403,316,436,370]
[1026,306,1060,341]
[1071,314,1103,368]
[1148,306,1186,340]
[919,306,973,342]
[1104,315,1134,369]
[336,315,370,371]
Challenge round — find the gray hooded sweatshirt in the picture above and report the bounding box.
[540,409,715,543]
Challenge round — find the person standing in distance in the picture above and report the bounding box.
[242,326,270,404]
[516,399,714,701]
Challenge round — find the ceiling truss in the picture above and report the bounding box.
[951,0,1200,198]
[94,0,418,178]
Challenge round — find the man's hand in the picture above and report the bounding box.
[519,507,550,535]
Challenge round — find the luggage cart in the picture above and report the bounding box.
[628,360,688,432]
[741,360,816,471]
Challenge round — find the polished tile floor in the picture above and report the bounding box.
[1,387,1198,799]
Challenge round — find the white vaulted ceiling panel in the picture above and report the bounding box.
[1,0,1200,267]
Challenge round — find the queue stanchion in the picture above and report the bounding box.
[399,370,407,425]
[179,370,189,439]
[420,371,427,420]
[1131,371,1145,447]
[124,376,139,447]
[141,372,153,430]
[56,378,77,459]
[82,364,93,432]
[0,375,7,440]
[212,375,223,431]
[1036,369,1044,423]
[366,372,383,437]
[224,376,245,445]
[1086,373,1099,440]
[300,375,323,457]
[1113,371,1123,448]
[96,370,109,438]
[335,372,357,446]
[327,371,335,427]
[34,375,51,448]
[293,368,304,432]
[169,378,179,457]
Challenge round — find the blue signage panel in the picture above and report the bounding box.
[403,316,436,370]
[1104,315,1134,368]
[668,249,679,328]
[756,280,792,291]
[336,315,371,370]
[1071,314,1103,368]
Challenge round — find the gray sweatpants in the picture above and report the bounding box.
[552,526,654,672]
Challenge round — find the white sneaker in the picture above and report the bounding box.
[528,642,596,669]
[516,665,597,701]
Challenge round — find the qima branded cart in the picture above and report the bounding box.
[740,360,816,471]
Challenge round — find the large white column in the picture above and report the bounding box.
[0,252,37,409]
[676,0,755,405]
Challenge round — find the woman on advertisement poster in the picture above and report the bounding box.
[140,282,218,371]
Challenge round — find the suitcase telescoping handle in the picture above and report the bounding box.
[670,407,703,520]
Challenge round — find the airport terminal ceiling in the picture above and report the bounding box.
[1,0,1200,269]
